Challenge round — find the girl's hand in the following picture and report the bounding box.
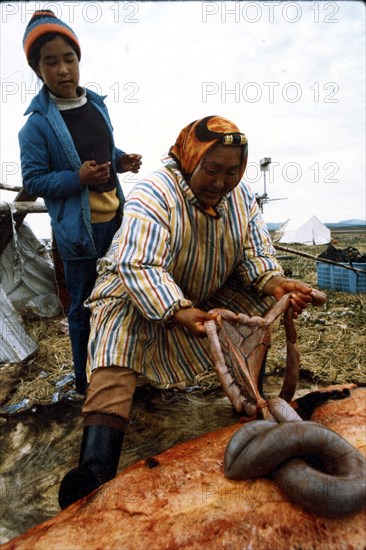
[173,308,220,337]
[263,276,314,318]
[118,153,142,174]
[79,160,111,186]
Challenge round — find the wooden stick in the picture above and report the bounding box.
[0,183,23,192]
[0,201,47,214]
[274,243,366,275]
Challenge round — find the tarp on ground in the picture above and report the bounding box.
[273,215,331,245]
[0,284,38,363]
[0,221,62,318]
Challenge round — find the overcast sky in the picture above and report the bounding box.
[0,1,365,239]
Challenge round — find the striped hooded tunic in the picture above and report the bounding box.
[86,156,283,385]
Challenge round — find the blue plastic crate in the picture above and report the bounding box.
[317,262,366,293]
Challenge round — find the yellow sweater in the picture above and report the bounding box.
[89,189,120,223]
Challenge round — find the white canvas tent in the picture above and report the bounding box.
[274,215,331,245]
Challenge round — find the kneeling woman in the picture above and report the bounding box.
[59,115,314,508]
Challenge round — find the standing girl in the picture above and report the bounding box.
[19,10,142,394]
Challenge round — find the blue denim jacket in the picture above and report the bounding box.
[18,85,125,260]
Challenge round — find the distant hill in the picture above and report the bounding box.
[266,222,282,231]
[266,220,365,231]
[325,219,366,228]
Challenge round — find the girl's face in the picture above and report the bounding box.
[36,35,79,99]
[189,143,246,209]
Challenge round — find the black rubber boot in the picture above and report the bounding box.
[58,424,124,509]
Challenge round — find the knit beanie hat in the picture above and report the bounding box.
[23,10,81,64]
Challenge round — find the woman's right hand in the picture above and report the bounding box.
[79,160,111,186]
[173,307,220,337]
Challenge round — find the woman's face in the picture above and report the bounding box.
[189,143,246,209]
[36,35,79,99]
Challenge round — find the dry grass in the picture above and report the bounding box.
[268,293,365,385]
[1,318,73,408]
[1,232,365,410]
[268,232,366,385]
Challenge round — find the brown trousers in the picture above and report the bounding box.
[82,367,138,431]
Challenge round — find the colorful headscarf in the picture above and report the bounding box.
[169,116,247,178]
[23,10,81,64]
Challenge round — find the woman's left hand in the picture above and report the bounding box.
[263,276,314,318]
[118,153,142,173]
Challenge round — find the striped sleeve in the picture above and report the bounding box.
[236,184,283,290]
[117,183,192,322]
